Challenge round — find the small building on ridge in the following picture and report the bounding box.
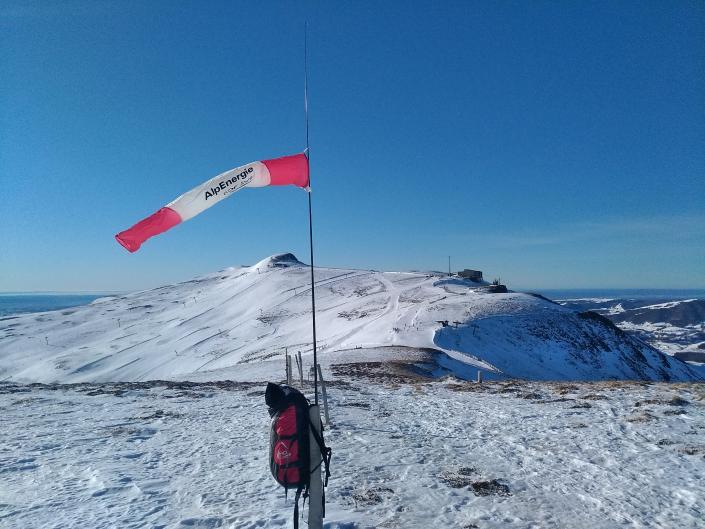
[458,269,483,281]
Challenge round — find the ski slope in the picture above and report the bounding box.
[0,254,700,383]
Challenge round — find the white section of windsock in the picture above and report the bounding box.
[166,161,271,221]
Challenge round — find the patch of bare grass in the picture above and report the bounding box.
[626,412,655,423]
[352,486,394,506]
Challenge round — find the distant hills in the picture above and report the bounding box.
[555,296,705,357]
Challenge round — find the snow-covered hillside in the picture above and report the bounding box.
[0,254,700,383]
[557,297,705,356]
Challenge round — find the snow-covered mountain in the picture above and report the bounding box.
[557,297,705,356]
[0,254,701,383]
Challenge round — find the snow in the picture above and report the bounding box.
[559,298,617,304]
[0,254,700,383]
[557,297,705,358]
[1,376,704,528]
[604,303,626,315]
[640,300,699,310]
[1,255,703,528]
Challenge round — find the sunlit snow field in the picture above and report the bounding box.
[2,373,704,529]
[1,258,703,528]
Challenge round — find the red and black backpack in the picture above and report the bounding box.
[265,383,331,528]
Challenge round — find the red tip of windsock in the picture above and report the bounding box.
[115,207,182,253]
[262,153,309,187]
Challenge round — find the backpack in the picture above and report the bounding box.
[265,382,331,528]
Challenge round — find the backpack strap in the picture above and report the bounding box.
[293,486,302,529]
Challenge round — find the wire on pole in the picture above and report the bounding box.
[304,22,319,406]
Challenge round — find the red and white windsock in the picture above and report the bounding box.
[115,152,309,252]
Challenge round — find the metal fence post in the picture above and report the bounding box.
[316,364,330,426]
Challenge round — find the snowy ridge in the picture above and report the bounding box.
[0,254,700,383]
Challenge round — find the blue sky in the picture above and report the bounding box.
[1,0,703,292]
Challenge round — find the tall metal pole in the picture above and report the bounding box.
[304,24,324,529]
[304,22,318,406]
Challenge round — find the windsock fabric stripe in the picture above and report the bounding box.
[115,153,309,253]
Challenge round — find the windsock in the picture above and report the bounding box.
[115,153,309,252]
